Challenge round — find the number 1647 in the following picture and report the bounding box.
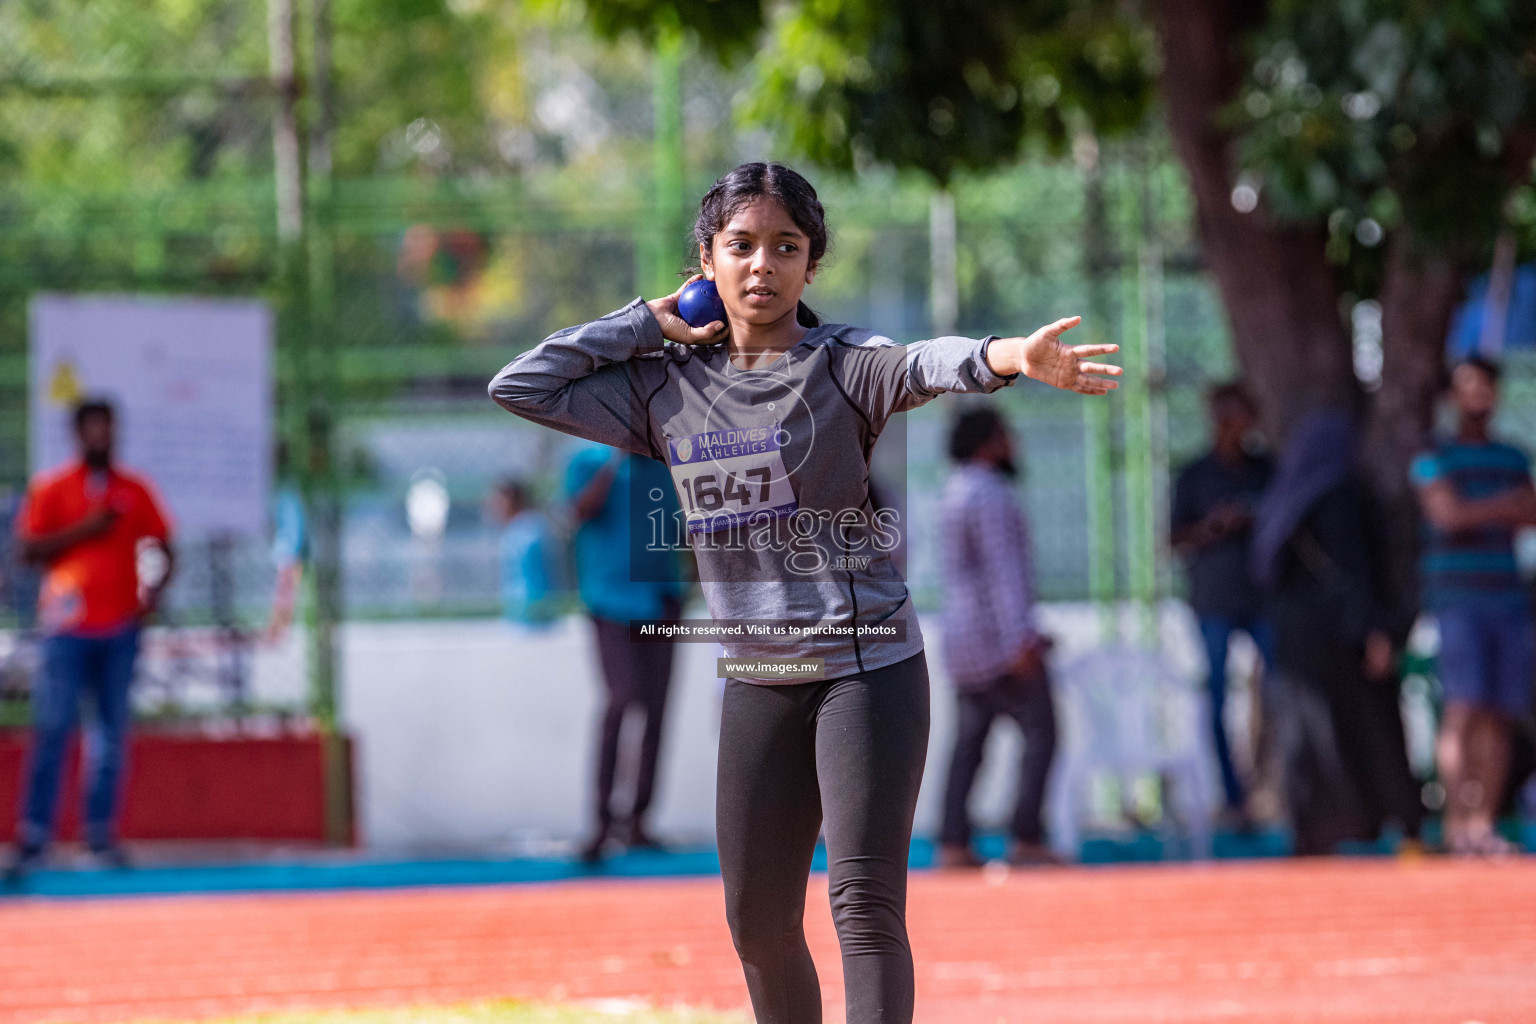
[680,467,772,512]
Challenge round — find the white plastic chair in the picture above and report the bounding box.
[1047,644,1216,860]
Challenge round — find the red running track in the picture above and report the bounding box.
[4,858,1536,1023]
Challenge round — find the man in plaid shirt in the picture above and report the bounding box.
[936,407,1061,868]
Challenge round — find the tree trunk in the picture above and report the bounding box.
[1150,0,1356,443]
[1364,234,1467,622]
[1150,0,1462,617]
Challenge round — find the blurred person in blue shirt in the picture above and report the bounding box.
[489,478,561,628]
[264,471,309,644]
[565,446,686,861]
[1412,357,1536,856]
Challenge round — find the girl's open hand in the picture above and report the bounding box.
[647,275,728,345]
[990,316,1121,395]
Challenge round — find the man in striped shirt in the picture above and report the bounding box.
[1412,356,1536,855]
[936,407,1060,867]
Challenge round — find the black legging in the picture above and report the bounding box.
[716,651,930,1024]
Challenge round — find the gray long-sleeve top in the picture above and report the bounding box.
[489,298,1018,682]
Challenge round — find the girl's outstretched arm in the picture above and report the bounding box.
[833,332,1025,424]
[832,317,1118,428]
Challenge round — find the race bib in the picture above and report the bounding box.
[667,424,800,535]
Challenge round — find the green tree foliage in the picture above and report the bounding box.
[332,0,524,177]
[530,0,763,61]
[0,0,269,187]
[576,0,1158,183]
[0,0,528,185]
[1234,0,1536,270]
[745,0,1155,182]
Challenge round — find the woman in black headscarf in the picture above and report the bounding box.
[1251,410,1423,855]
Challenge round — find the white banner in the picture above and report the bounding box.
[29,293,273,538]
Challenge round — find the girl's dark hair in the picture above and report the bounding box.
[694,162,829,328]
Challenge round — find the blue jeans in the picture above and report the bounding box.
[1197,614,1275,811]
[19,625,141,850]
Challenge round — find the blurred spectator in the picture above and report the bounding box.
[565,446,685,861]
[1412,358,1536,856]
[936,408,1060,868]
[6,399,175,880]
[1171,382,1274,827]
[1252,410,1421,856]
[0,485,39,707]
[264,443,309,644]
[0,485,39,630]
[489,478,561,627]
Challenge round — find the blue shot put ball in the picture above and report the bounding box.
[677,278,727,329]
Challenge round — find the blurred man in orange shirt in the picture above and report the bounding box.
[6,399,174,880]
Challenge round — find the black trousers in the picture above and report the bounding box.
[939,672,1057,847]
[1272,667,1423,856]
[590,600,679,832]
[717,652,930,1024]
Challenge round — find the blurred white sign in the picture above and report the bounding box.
[29,293,273,538]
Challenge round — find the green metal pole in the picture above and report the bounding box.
[1140,138,1171,641]
[1081,141,1118,643]
[267,0,330,735]
[1124,145,1159,646]
[267,0,307,472]
[305,0,340,736]
[307,0,351,844]
[651,25,685,298]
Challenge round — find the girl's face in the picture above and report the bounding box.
[701,198,817,327]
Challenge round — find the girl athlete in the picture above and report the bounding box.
[489,162,1119,1024]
